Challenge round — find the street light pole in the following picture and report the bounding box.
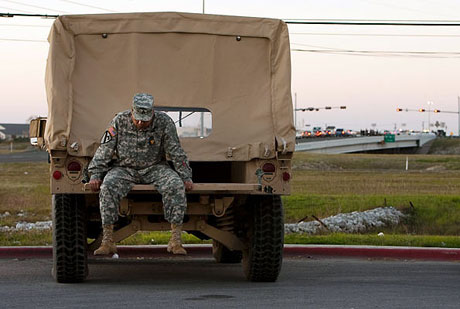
[458,96,460,136]
[294,92,297,131]
[427,101,433,133]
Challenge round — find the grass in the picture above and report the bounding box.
[284,233,460,248]
[0,162,51,227]
[1,150,460,247]
[0,141,33,154]
[286,153,460,237]
[428,137,460,155]
[2,231,459,248]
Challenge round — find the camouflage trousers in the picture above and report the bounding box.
[99,164,187,225]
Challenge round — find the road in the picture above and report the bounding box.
[1,257,459,308]
[0,150,48,163]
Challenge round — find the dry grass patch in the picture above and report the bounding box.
[0,162,51,225]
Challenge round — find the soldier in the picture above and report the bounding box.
[88,93,193,256]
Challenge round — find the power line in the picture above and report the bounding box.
[0,24,50,27]
[285,19,460,26]
[291,48,460,58]
[285,18,460,23]
[0,0,69,14]
[1,12,58,18]
[290,32,460,38]
[290,42,460,58]
[0,37,46,42]
[58,0,117,13]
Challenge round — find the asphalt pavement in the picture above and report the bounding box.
[0,149,48,163]
[1,256,459,308]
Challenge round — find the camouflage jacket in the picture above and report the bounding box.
[88,110,192,182]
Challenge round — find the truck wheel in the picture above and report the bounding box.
[52,194,88,283]
[242,195,284,282]
[212,240,243,263]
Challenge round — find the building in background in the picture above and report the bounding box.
[0,125,5,140]
[0,123,29,140]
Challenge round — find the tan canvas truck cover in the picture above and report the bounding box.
[44,12,295,161]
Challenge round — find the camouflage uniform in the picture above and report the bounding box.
[88,109,192,225]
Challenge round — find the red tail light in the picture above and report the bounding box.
[53,171,62,180]
[262,163,276,173]
[282,172,291,181]
[67,161,82,171]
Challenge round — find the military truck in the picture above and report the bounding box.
[30,12,295,283]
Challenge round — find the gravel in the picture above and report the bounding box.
[285,207,405,235]
[0,207,405,235]
[0,220,52,232]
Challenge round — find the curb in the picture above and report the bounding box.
[0,244,459,261]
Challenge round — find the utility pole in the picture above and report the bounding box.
[427,101,433,133]
[458,96,460,136]
[294,92,297,131]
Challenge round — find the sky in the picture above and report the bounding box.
[1,0,460,134]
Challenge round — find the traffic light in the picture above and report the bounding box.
[340,106,346,109]
[434,109,441,113]
[396,108,403,112]
[419,108,425,112]
[325,106,332,110]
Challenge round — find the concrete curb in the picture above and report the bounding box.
[0,244,459,261]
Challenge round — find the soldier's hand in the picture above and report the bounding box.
[89,179,102,192]
[184,180,193,192]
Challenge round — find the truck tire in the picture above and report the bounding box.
[242,195,284,282]
[212,240,243,263]
[52,194,88,283]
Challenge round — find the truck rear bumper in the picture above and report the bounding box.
[83,183,262,194]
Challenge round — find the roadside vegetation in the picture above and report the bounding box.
[428,137,460,155]
[1,149,459,247]
[0,141,33,154]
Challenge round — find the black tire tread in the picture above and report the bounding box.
[243,195,284,282]
[53,194,88,283]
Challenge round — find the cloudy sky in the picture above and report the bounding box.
[1,0,459,134]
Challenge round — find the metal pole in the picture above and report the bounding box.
[427,100,433,133]
[200,112,204,137]
[458,96,460,136]
[294,92,297,131]
[203,0,205,14]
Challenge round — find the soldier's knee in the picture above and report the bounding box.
[165,178,185,193]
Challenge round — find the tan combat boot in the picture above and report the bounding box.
[94,224,117,255]
[167,224,187,255]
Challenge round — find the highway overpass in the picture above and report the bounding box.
[295,134,437,154]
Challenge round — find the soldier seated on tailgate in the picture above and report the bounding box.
[88,93,194,256]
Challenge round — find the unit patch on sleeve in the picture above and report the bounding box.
[101,131,112,144]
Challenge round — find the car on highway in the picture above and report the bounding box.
[312,127,322,137]
[335,128,350,137]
